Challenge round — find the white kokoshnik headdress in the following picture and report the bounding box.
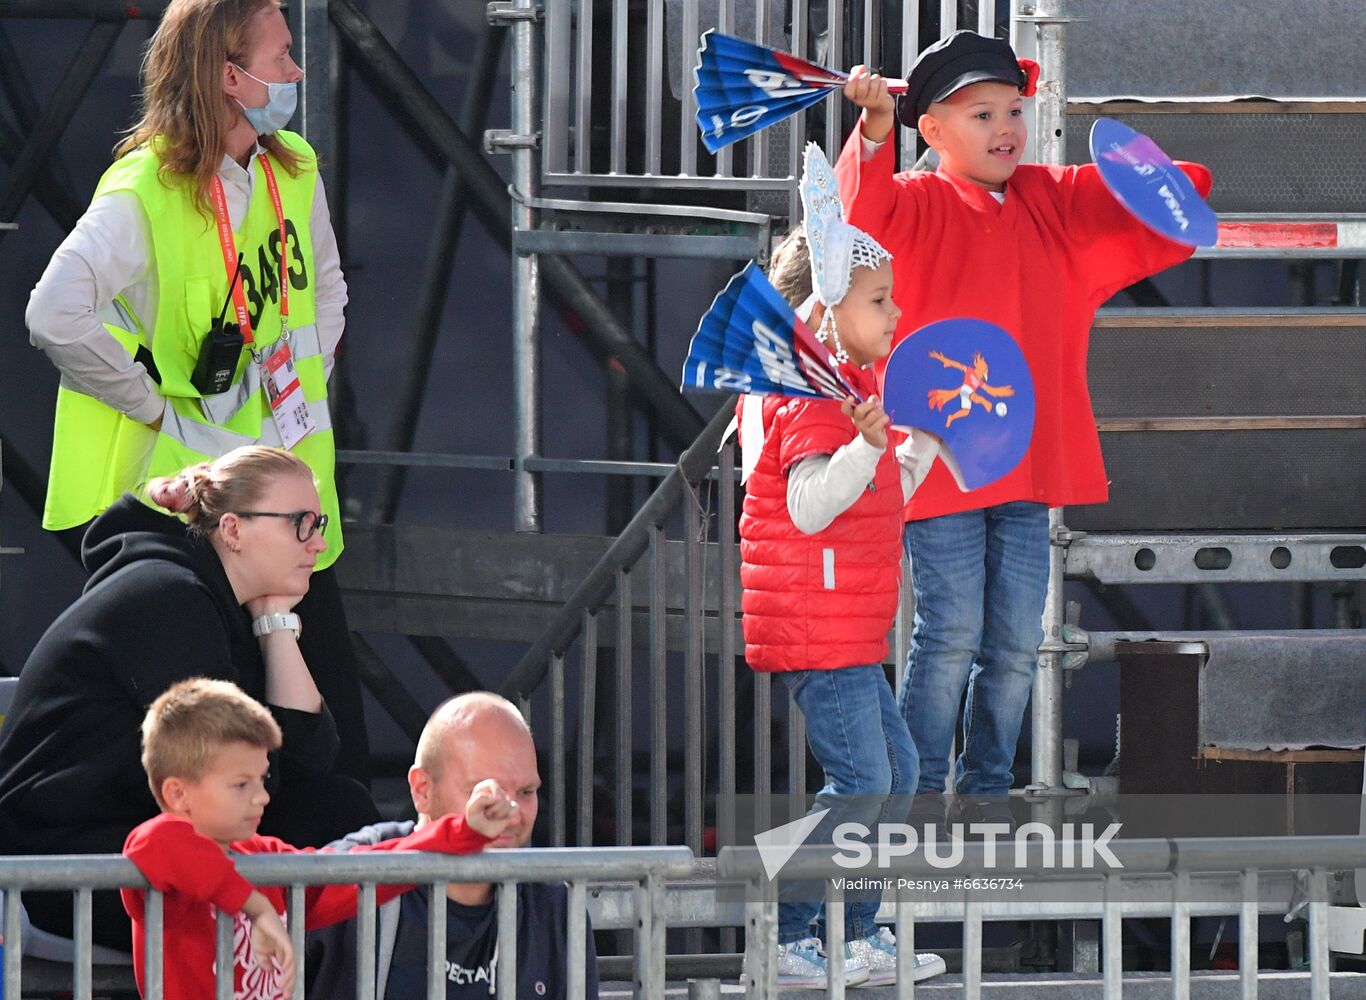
[797,142,893,364]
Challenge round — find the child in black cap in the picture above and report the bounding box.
[834,32,1211,829]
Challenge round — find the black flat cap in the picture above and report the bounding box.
[896,30,1035,129]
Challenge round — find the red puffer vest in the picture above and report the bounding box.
[739,381,906,673]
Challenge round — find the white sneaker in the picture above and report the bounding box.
[847,927,948,986]
[773,936,871,989]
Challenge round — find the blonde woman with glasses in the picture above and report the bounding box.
[0,447,378,952]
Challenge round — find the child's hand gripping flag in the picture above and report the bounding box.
[693,31,908,152]
[680,261,860,403]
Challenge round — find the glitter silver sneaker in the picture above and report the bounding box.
[772,936,872,989]
[848,927,948,986]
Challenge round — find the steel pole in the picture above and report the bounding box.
[509,0,542,531]
[1029,0,1068,792]
[606,258,635,533]
[292,0,333,190]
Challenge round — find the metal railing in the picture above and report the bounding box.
[7,832,1363,998]
[720,834,1366,999]
[544,0,1001,190]
[512,0,1366,817]
[0,846,692,1000]
[500,0,1078,850]
[502,397,748,858]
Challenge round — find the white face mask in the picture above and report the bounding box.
[233,63,298,136]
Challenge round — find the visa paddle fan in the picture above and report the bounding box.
[694,31,907,153]
[1089,117,1218,247]
[681,261,859,401]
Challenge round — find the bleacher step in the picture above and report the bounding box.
[338,524,745,650]
[1067,101,1366,214]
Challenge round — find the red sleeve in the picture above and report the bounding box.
[122,814,254,915]
[1060,161,1212,304]
[243,814,492,930]
[773,399,859,475]
[834,122,920,239]
[343,813,492,858]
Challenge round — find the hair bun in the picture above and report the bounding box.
[148,475,191,513]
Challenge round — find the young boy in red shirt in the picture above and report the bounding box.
[738,146,946,989]
[122,678,514,1000]
[837,32,1211,806]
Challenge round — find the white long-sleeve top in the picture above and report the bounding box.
[27,146,347,426]
[787,430,939,535]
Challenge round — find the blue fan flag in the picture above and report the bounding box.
[694,31,851,153]
[882,318,1036,492]
[681,262,852,401]
[1090,117,1218,248]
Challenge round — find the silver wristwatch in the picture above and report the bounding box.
[252,612,302,640]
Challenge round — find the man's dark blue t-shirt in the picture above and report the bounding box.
[307,820,599,999]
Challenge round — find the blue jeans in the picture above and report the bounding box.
[900,501,1050,797]
[777,664,918,944]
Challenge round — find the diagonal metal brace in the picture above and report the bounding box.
[328,0,705,450]
[0,19,122,240]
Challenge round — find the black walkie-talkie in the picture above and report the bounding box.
[191,252,247,395]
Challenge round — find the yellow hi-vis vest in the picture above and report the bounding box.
[43,131,342,570]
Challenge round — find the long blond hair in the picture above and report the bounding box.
[115,0,303,213]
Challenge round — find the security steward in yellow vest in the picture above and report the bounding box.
[26,0,370,786]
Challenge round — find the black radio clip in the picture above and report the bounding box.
[191,252,246,395]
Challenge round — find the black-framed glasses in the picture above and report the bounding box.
[233,510,328,542]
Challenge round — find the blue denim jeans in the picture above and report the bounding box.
[777,664,918,944]
[900,501,1050,797]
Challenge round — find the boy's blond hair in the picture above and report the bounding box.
[141,678,282,809]
[767,224,815,309]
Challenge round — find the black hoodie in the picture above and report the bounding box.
[0,494,339,858]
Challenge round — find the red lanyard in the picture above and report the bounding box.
[209,154,290,345]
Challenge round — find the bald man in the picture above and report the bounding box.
[308,693,599,998]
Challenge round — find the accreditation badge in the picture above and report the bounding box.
[260,332,316,449]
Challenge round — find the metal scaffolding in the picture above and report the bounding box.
[7,0,1366,852]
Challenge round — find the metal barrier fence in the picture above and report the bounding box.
[504,0,1051,839]
[543,0,1001,190]
[500,0,1036,856]
[503,399,746,860]
[4,832,1363,998]
[720,834,1366,1000]
[0,846,692,1000]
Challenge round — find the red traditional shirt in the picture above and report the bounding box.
[836,130,1212,519]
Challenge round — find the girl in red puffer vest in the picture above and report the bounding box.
[735,145,946,990]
